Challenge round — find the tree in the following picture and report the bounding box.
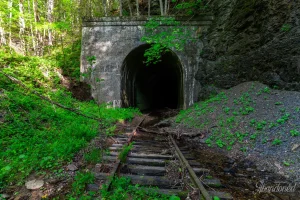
[47,0,54,45]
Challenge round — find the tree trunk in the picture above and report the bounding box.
[119,0,122,16]
[27,0,36,53]
[164,0,168,15]
[103,0,107,16]
[47,0,54,46]
[0,13,6,45]
[136,0,139,16]
[8,0,13,53]
[19,0,26,54]
[148,0,150,16]
[159,0,164,16]
[33,0,41,55]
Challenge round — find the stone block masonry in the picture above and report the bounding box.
[81,15,214,110]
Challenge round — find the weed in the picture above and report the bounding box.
[84,148,102,164]
[268,122,278,128]
[232,111,238,116]
[256,120,267,130]
[250,119,256,126]
[263,87,271,93]
[283,161,290,166]
[272,139,282,145]
[257,87,271,95]
[250,133,257,140]
[290,129,299,137]
[223,107,230,114]
[226,116,235,124]
[118,143,134,163]
[240,147,247,152]
[240,106,254,115]
[71,172,95,196]
[206,175,213,179]
[277,113,290,124]
[262,138,267,144]
[205,138,212,147]
[275,102,283,105]
[281,24,291,32]
[105,125,117,137]
[216,139,225,148]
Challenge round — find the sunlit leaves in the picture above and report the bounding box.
[141,17,191,65]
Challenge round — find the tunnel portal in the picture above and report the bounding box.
[121,44,183,111]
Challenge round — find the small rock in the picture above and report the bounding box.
[67,164,78,171]
[95,164,102,172]
[87,184,99,191]
[246,168,255,172]
[291,144,299,151]
[25,179,44,190]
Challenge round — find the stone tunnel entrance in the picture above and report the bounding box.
[121,44,184,111]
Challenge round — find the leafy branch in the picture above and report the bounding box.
[141,17,192,65]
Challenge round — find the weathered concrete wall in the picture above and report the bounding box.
[197,0,300,99]
[81,16,213,108]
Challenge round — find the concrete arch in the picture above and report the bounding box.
[121,44,184,111]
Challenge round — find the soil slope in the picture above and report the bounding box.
[174,82,300,183]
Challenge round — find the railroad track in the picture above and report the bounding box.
[94,116,233,200]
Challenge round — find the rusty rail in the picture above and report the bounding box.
[169,135,212,200]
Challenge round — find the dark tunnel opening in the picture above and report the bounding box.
[121,44,183,111]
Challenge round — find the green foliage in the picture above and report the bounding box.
[283,161,290,166]
[256,120,267,130]
[272,139,282,145]
[175,88,299,152]
[0,54,140,190]
[141,17,192,65]
[290,129,299,137]
[276,113,290,124]
[53,40,82,79]
[105,125,117,137]
[100,177,174,199]
[257,87,270,95]
[213,196,221,200]
[84,148,102,164]
[72,172,95,196]
[87,56,96,67]
[118,143,134,163]
[175,0,204,15]
[281,24,291,32]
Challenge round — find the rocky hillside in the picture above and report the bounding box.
[197,0,300,99]
[174,82,299,182]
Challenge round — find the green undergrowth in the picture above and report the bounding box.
[0,50,140,190]
[176,83,299,152]
[101,177,178,200]
[67,175,180,199]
